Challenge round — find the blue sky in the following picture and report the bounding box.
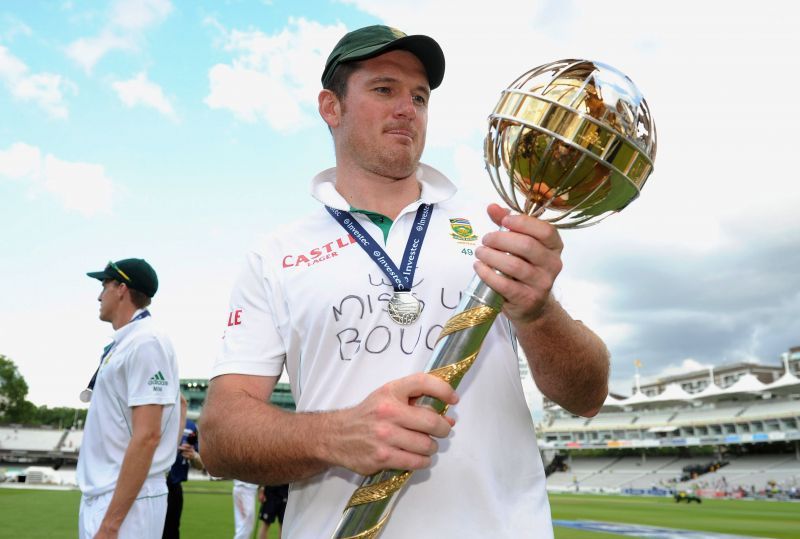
[2,0,799,409]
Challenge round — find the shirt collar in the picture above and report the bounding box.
[113,308,150,341]
[310,163,457,210]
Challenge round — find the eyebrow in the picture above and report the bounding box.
[367,76,430,98]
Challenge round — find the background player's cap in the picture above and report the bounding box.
[321,25,445,90]
[87,258,159,298]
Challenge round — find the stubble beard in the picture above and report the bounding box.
[346,128,425,180]
[369,146,422,180]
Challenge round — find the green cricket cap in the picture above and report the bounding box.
[321,25,445,90]
[87,258,159,298]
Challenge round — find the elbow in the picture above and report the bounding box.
[575,386,608,418]
[558,384,607,418]
[200,446,223,478]
[135,429,162,452]
[198,411,225,477]
[579,404,602,418]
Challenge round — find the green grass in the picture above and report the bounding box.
[550,493,799,539]
[0,484,797,538]
[0,481,280,539]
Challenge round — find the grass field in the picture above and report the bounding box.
[0,482,797,538]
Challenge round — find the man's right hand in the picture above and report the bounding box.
[326,372,458,476]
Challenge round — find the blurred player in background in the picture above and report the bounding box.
[257,483,289,539]
[232,480,259,539]
[162,395,203,539]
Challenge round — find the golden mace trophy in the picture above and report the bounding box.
[332,59,657,538]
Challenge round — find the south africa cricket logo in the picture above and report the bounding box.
[449,218,478,242]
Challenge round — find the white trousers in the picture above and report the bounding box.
[232,480,259,539]
[79,476,168,539]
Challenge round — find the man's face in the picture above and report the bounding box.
[334,49,430,180]
[97,279,122,322]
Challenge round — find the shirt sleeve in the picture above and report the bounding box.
[125,335,179,407]
[211,250,287,378]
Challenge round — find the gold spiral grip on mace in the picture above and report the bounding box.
[331,276,503,538]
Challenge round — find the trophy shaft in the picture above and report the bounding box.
[331,274,502,538]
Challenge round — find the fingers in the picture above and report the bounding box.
[485,204,564,253]
[487,203,510,227]
[381,373,457,439]
[395,372,459,407]
[335,373,459,475]
[476,204,564,323]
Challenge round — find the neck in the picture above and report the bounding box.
[334,167,421,220]
[110,304,138,331]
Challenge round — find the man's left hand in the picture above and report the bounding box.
[474,203,563,324]
[179,443,197,460]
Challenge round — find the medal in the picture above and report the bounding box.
[327,204,433,325]
[79,388,92,403]
[388,291,422,325]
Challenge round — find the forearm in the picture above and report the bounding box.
[190,452,204,470]
[99,435,159,533]
[201,386,339,485]
[516,296,609,417]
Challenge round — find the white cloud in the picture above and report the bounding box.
[0,142,114,216]
[66,0,173,72]
[110,0,172,31]
[204,17,346,132]
[66,30,136,73]
[1,15,33,42]
[112,71,176,119]
[0,46,73,118]
[0,142,41,179]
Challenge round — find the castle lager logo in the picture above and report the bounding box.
[282,234,357,269]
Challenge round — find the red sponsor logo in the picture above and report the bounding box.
[282,234,356,269]
[227,309,242,327]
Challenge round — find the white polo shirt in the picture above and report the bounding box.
[213,164,552,538]
[77,311,180,497]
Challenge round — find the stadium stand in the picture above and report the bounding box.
[0,379,297,484]
[540,346,800,499]
[0,427,63,452]
[60,430,83,454]
[3,359,799,499]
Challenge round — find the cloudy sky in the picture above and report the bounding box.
[1,0,798,410]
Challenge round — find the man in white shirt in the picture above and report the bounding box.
[201,26,609,538]
[232,479,259,539]
[79,258,180,538]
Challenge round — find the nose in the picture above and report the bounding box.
[393,94,416,120]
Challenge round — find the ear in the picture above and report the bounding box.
[116,281,129,300]
[318,89,341,129]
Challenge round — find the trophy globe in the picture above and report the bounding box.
[485,59,657,227]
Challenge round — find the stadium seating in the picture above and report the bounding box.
[60,430,84,453]
[0,427,62,452]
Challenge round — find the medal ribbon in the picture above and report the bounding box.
[83,310,151,397]
[326,204,433,292]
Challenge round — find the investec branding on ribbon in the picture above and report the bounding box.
[342,218,371,247]
[402,237,420,280]
[282,234,356,269]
